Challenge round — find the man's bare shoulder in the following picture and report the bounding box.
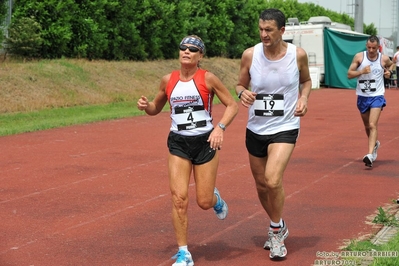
[295,46,307,58]
[242,46,255,57]
[355,51,364,58]
[381,54,393,67]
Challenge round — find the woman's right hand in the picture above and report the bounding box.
[137,96,149,111]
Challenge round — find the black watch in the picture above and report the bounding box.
[238,90,245,99]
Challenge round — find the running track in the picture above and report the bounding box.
[1,88,398,266]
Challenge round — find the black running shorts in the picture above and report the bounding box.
[167,130,216,165]
[245,128,299,157]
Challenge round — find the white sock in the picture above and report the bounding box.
[270,218,283,229]
[179,245,188,252]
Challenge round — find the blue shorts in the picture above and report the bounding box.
[357,95,386,114]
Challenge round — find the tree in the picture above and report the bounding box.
[67,0,111,59]
[364,23,377,36]
[227,0,264,58]
[4,16,43,58]
[8,0,379,60]
[12,0,76,58]
[0,0,10,48]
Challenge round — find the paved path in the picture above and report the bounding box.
[1,88,398,266]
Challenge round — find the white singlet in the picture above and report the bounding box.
[356,51,385,97]
[247,42,300,135]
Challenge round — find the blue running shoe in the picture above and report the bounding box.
[171,250,194,266]
[213,187,228,220]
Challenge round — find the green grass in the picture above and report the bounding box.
[344,235,399,265]
[371,236,399,265]
[0,102,144,136]
[0,93,229,137]
[372,206,399,227]
[343,204,399,265]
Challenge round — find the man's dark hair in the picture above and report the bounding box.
[367,35,380,45]
[259,8,286,29]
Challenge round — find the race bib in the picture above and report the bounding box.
[174,105,207,130]
[359,79,377,93]
[254,94,284,116]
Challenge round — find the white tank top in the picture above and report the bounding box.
[247,42,300,135]
[167,70,214,136]
[356,51,385,97]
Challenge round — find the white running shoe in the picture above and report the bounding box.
[372,140,380,161]
[264,220,289,250]
[213,187,228,220]
[171,250,194,266]
[363,154,373,167]
[268,227,288,259]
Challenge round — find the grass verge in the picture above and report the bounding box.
[342,202,399,266]
[0,102,144,136]
[0,57,237,136]
[0,93,227,137]
[343,234,399,265]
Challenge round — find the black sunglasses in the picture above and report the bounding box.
[179,44,200,53]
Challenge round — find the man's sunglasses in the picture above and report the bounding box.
[179,44,201,53]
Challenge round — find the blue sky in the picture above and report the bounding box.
[297,0,397,38]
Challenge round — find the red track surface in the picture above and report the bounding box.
[1,88,398,266]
